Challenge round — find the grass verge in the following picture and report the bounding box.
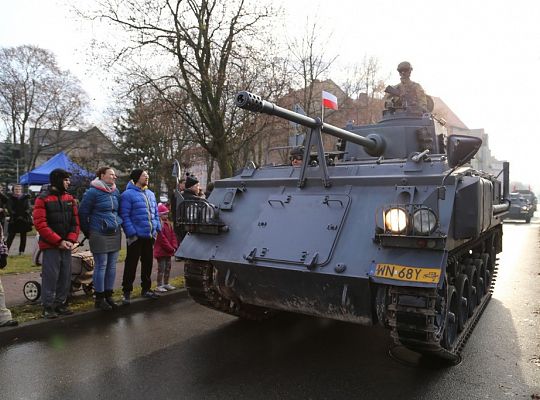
[1,249,128,276]
[0,255,38,275]
[10,276,185,323]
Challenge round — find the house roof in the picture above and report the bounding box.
[431,96,468,129]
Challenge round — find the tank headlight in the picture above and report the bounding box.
[412,208,438,235]
[384,208,408,233]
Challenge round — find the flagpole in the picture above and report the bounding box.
[321,93,324,124]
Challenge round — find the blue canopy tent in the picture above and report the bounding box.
[20,152,95,185]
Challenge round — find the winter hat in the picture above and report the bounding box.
[185,175,199,189]
[49,168,71,193]
[130,169,144,182]
[158,203,169,216]
[290,146,304,158]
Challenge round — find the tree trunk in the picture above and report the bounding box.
[206,154,214,184]
[215,146,233,178]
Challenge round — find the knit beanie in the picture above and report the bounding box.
[290,146,304,158]
[185,175,199,189]
[130,169,144,182]
[49,168,71,193]
[158,203,169,216]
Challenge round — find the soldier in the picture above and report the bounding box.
[385,61,428,113]
[290,147,304,167]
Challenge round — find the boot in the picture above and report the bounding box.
[104,290,119,309]
[94,292,112,311]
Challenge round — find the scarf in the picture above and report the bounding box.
[91,178,116,193]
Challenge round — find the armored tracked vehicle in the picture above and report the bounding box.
[515,189,537,213]
[177,91,510,364]
[504,192,534,223]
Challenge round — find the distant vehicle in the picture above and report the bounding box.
[504,192,534,223]
[515,189,537,213]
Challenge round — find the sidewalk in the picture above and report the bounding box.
[1,258,185,308]
[1,233,185,307]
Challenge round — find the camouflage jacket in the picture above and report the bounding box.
[385,80,428,112]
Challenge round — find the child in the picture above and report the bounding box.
[154,203,178,292]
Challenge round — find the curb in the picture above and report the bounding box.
[0,289,190,345]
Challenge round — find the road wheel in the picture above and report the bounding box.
[455,273,469,332]
[481,252,492,290]
[442,285,458,350]
[23,281,41,302]
[474,258,486,302]
[464,264,478,317]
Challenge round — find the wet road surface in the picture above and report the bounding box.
[0,220,539,399]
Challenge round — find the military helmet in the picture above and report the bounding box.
[397,61,412,72]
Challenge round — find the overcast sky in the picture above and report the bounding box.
[1,0,539,190]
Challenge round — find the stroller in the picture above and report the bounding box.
[23,237,95,302]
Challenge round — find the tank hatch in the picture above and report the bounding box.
[243,194,350,268]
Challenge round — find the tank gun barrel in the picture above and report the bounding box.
[235,91,385,155]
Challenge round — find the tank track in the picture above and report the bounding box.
[184,261,274,321]
[386,233,499,364]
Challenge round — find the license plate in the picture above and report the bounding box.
[374,263,441,283]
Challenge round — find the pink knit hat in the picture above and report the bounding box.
[158,203,169,216]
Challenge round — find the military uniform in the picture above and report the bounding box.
[385,80,428,112]
[385,61,428,113]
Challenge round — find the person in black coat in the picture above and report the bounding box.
[0,184,8,230]
[6,184,33,255]
[177,176,209,241]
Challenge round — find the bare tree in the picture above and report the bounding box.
[0,46,59,149]
[288,19,338,115]
[341,56,388,124]
[0,45,89,169]
[114,86,193,192]
[27,71,90,169]
[81,0,289,178]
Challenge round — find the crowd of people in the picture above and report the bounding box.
[0,166,210,325]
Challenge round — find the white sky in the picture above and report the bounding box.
[1,0,539,190]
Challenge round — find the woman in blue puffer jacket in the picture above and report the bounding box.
[79,167,123,311]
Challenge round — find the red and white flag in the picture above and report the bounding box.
[322,91,338,110]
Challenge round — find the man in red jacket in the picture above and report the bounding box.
[33,169,80,318]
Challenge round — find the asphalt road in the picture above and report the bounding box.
[0,219,538,399]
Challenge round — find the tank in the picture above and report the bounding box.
[504,192,534,223]
[514,189,537,213]
[177,91,510,364]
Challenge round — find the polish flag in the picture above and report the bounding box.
[322,91,338,110]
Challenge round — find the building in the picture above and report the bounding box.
[432,97,505,176]
[28,126,124,174]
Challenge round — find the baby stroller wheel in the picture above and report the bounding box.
[82,283,94,296]
[23,281,41,302]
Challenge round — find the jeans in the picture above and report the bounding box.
[93,251,119,292]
